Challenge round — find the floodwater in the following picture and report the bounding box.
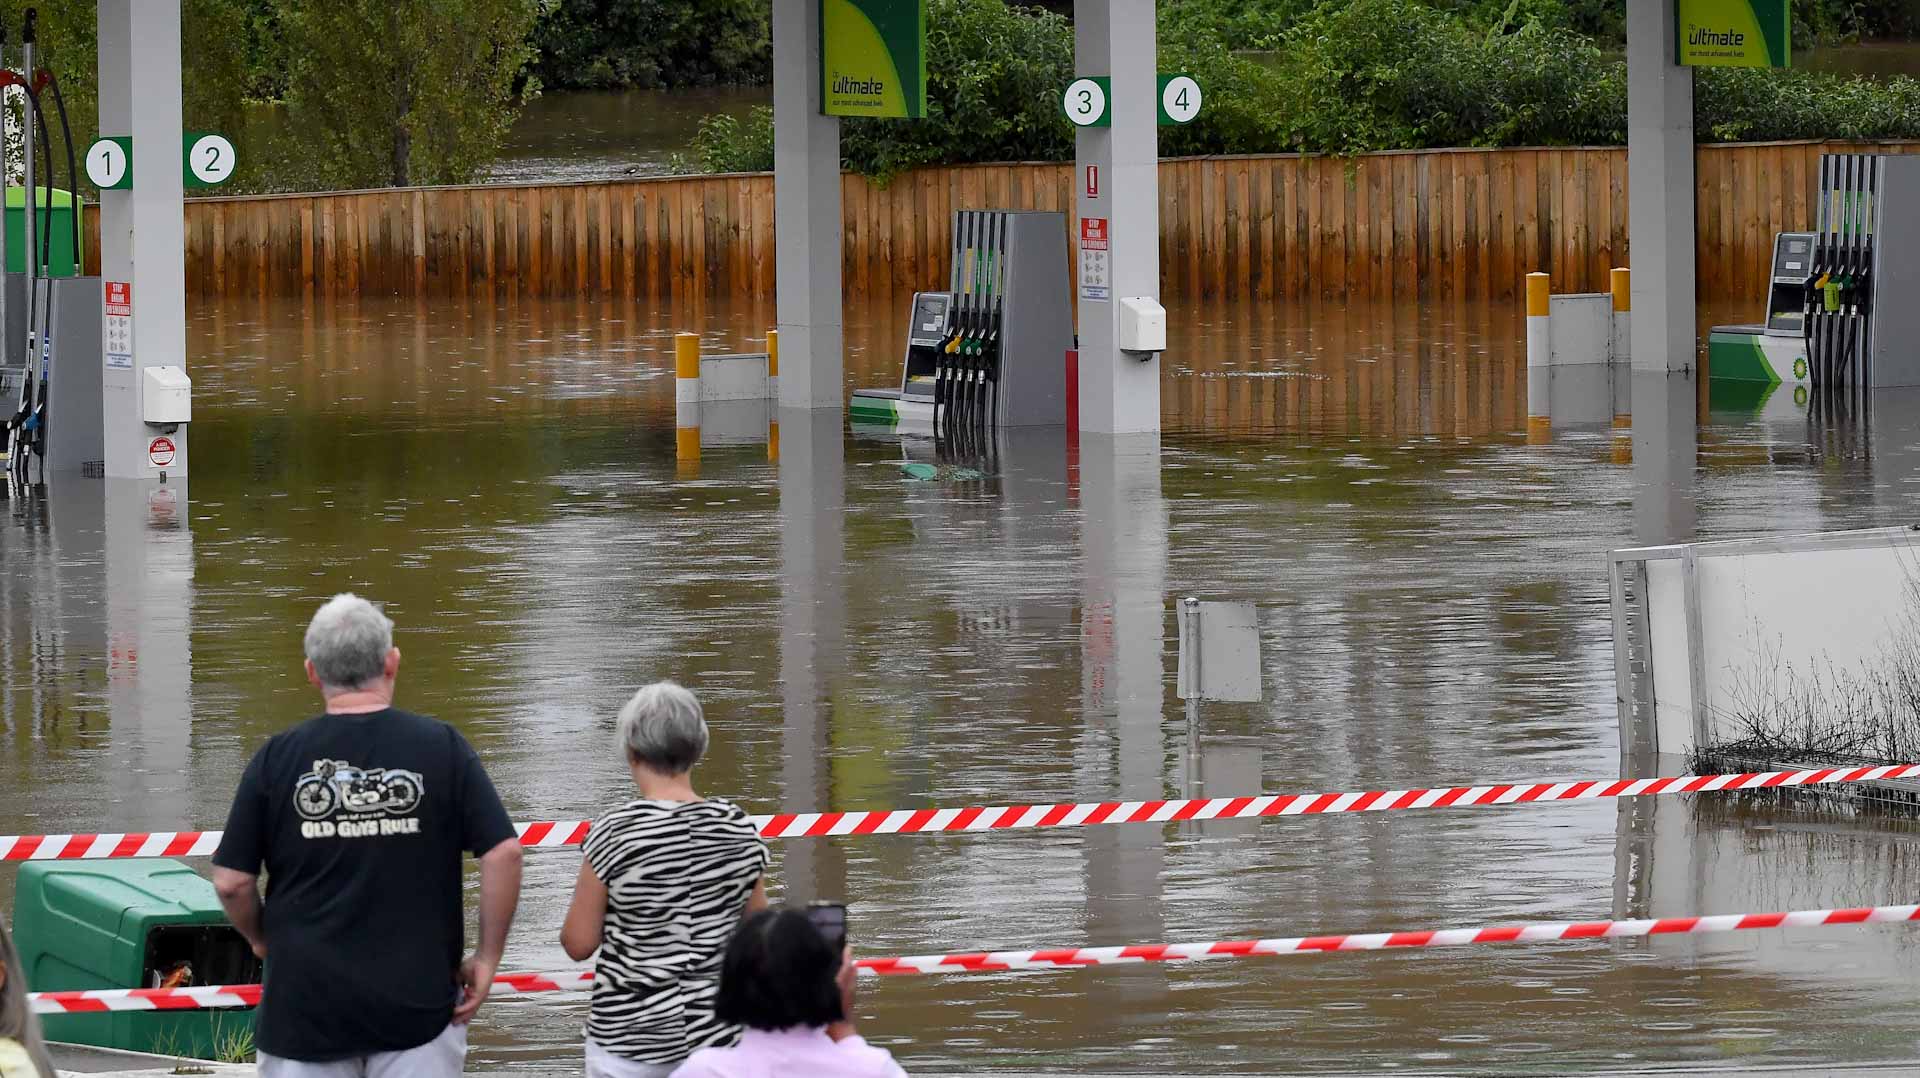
[489,86,770,184]
[7,291,1920,1075]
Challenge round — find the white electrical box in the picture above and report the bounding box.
[1117,297,1166,352]
[142,366,192,425]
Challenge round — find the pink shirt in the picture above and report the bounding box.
[670,1027,908,1078]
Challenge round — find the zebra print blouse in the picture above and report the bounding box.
[583,798,770,1064]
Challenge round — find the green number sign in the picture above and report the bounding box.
[1157,74,1203,125]
[86,137,132,190]
[1063,77,1110,128]
[1676,0,1789,68]
[184,133,236,188]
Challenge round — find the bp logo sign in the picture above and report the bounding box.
[1793,356,1809,380]
[820,0,927,118]
[1676,0,1789,68]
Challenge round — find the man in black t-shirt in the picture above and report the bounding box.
[213,594,524,1077]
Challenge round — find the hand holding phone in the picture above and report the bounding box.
[805,901,848,953]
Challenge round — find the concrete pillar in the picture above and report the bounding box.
[773,0,843,411]
[1076,432,1166,1003]
[777,409,848,903]
[96,0,187,478]
[1074,0,1160,434]
[103,478,195,825]
[1627,0,1696,374]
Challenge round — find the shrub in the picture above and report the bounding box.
[684,0,1920,178]
[839,0,1076,181]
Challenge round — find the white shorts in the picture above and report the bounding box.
[258,1022,468,1078]
[585,1037,679,1078]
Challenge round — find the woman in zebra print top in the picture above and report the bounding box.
[562,682,771,1078]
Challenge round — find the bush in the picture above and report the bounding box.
[532,0,771,90]
[839,0,1076,181]
[684,108,775,173]
[1698,66,1920,142]
[685,0,1920,178]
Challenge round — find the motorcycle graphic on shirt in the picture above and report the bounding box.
[294,758,425,821]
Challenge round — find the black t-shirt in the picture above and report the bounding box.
[212,708,517,1062]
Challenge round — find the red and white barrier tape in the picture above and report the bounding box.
[8,762,1917,862]
[29,902,1920,1012]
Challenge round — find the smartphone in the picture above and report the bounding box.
[805,901,848,953]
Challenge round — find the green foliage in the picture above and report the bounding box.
[1698,64,1920,141]
[277,0,539,188]
[0,0,264,198]
[682,108,775,173]
[1795,0,1920,45]
[531,0,771,90]
[1256,0,1627,154]
[839,0,1076,181]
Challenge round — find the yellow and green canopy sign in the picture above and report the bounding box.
[821,0,927,118]
[1676,0,1789,68]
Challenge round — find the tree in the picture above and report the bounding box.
[277,0,538,189]
[530,0,770,91]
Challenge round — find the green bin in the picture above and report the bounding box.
[13,859,260,1059]
[3,186,79,276]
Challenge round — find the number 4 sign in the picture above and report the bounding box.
[1157,74,1202,125]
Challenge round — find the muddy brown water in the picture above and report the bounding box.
[6,293,1920,1074]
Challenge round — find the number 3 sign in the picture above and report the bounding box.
[1062,77,1110,128]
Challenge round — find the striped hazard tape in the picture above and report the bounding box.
[7,762,1916,862]
[29,902,1920,1012]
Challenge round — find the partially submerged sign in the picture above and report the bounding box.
[1676,0,1789,68]
[1176,599,1262,704]
[821,0,927,119]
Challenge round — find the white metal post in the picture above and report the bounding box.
[1074,0,1161,434]
[97,0,188,478]
[1627,0,1696,373]
[774,0,843,411]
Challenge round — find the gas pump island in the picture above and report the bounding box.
[0,3,220,490]
[849,69,1191,440]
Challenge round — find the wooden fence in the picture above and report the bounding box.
[171,140,1920,306]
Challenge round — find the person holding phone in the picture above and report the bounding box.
[671,908,907,1078]
[561,682,770,1078]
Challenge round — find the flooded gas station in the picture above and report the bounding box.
[7,290,1920,1074]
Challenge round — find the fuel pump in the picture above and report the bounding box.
[850,209,1073,434]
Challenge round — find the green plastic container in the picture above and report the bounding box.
[3,186,79,277]
[13,859,259,1059]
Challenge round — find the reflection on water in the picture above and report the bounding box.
[489,86,771,185]
[6,293,1920,1072]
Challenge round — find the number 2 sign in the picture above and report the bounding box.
[184,133,236,188]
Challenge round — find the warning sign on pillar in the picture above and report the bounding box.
[1085,165,1099,199]
[104,281,133,370]
[148,436,176,468]
[1078,217,1110,302]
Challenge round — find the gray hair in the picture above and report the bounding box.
[303,593,395,691]
[618,681,709,774]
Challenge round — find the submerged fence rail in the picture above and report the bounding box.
[169,140,1920,305]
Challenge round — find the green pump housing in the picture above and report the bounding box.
[12,859,260,1058]
[3,186,81,276]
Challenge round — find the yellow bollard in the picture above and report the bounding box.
[767,420,780,462]
[675,332,701,404]
[766,329,779,379]
[1609,267,1631,367]
[1525,271,1551,370]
